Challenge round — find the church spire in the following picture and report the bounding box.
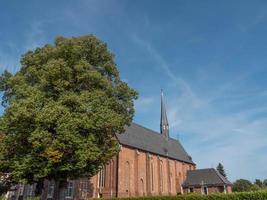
[160,90,169,139]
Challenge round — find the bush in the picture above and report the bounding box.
[113,191,267,200]
[232,179,253,192]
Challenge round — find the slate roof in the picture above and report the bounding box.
[116,122,195,165]
[182,168,232,187]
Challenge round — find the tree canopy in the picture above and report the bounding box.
[232,179,253,192]
[0,35,138,189]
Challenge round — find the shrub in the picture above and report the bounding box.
[232,179,253,192]
[113,191,267,200]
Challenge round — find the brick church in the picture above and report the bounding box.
[6,92,232,200]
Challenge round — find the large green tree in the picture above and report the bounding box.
[0,35,138,193]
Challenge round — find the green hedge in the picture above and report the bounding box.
[113,191,267,200]
[0,196,40,200]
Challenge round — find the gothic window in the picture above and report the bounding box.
[159,162,163,192]
[47,180,55,199]
[66,181,74,198]
[27,185,34,197]
[170,172,172,192]
[98,167,105,188]
[18,184,24,196]
[79,180,88,199]
[150,162,154,191]
[125,161,130,193]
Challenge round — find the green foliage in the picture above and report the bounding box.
[112,191,267,200]
[0,173,13,195]
[254,179,263,188]
[0,182,8,195]
[0,35,138,187]
[232,179,253,192]
[232,178,267,192]
[216,163,227,178]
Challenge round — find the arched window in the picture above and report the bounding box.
[150,162,154,191]
[47,180,55,198]
[66,181,74,198]
[27,185,34,197]
[159,161,163,192]
[18,184,24,196]
[125,161,130,194]
[98,167,105,188]
[79,179,88,199]
[170,172,172,192]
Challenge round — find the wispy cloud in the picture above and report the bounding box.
[0,48,20,73]
[0,20,48,74]
[237,5,267,32]
[24,20,47,52]
[131,35,202,105]
[131,34,267,181]
[135,96,155,112]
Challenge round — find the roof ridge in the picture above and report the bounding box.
[131,122,162,136]
[194,168,213,171]
[132,122,181,142]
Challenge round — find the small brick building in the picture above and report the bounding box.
[182,168,232,195]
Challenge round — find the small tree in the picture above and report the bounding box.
[0,35,138,194]
[232,179,253,192]
[254,179,263,188]
[216,163,227,177]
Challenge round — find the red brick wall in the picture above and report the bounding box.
[183,185,232,195]
[116,145,194,198]
[41,145,195,199]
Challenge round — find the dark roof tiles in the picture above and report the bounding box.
[183,168,232,186]
[116,122,194,164]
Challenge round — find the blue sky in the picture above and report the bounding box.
[1,0,267,181]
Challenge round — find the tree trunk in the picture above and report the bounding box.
[54,180,67,200]
[35,180,44,196]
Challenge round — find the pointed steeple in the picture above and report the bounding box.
[160,90,169,139]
